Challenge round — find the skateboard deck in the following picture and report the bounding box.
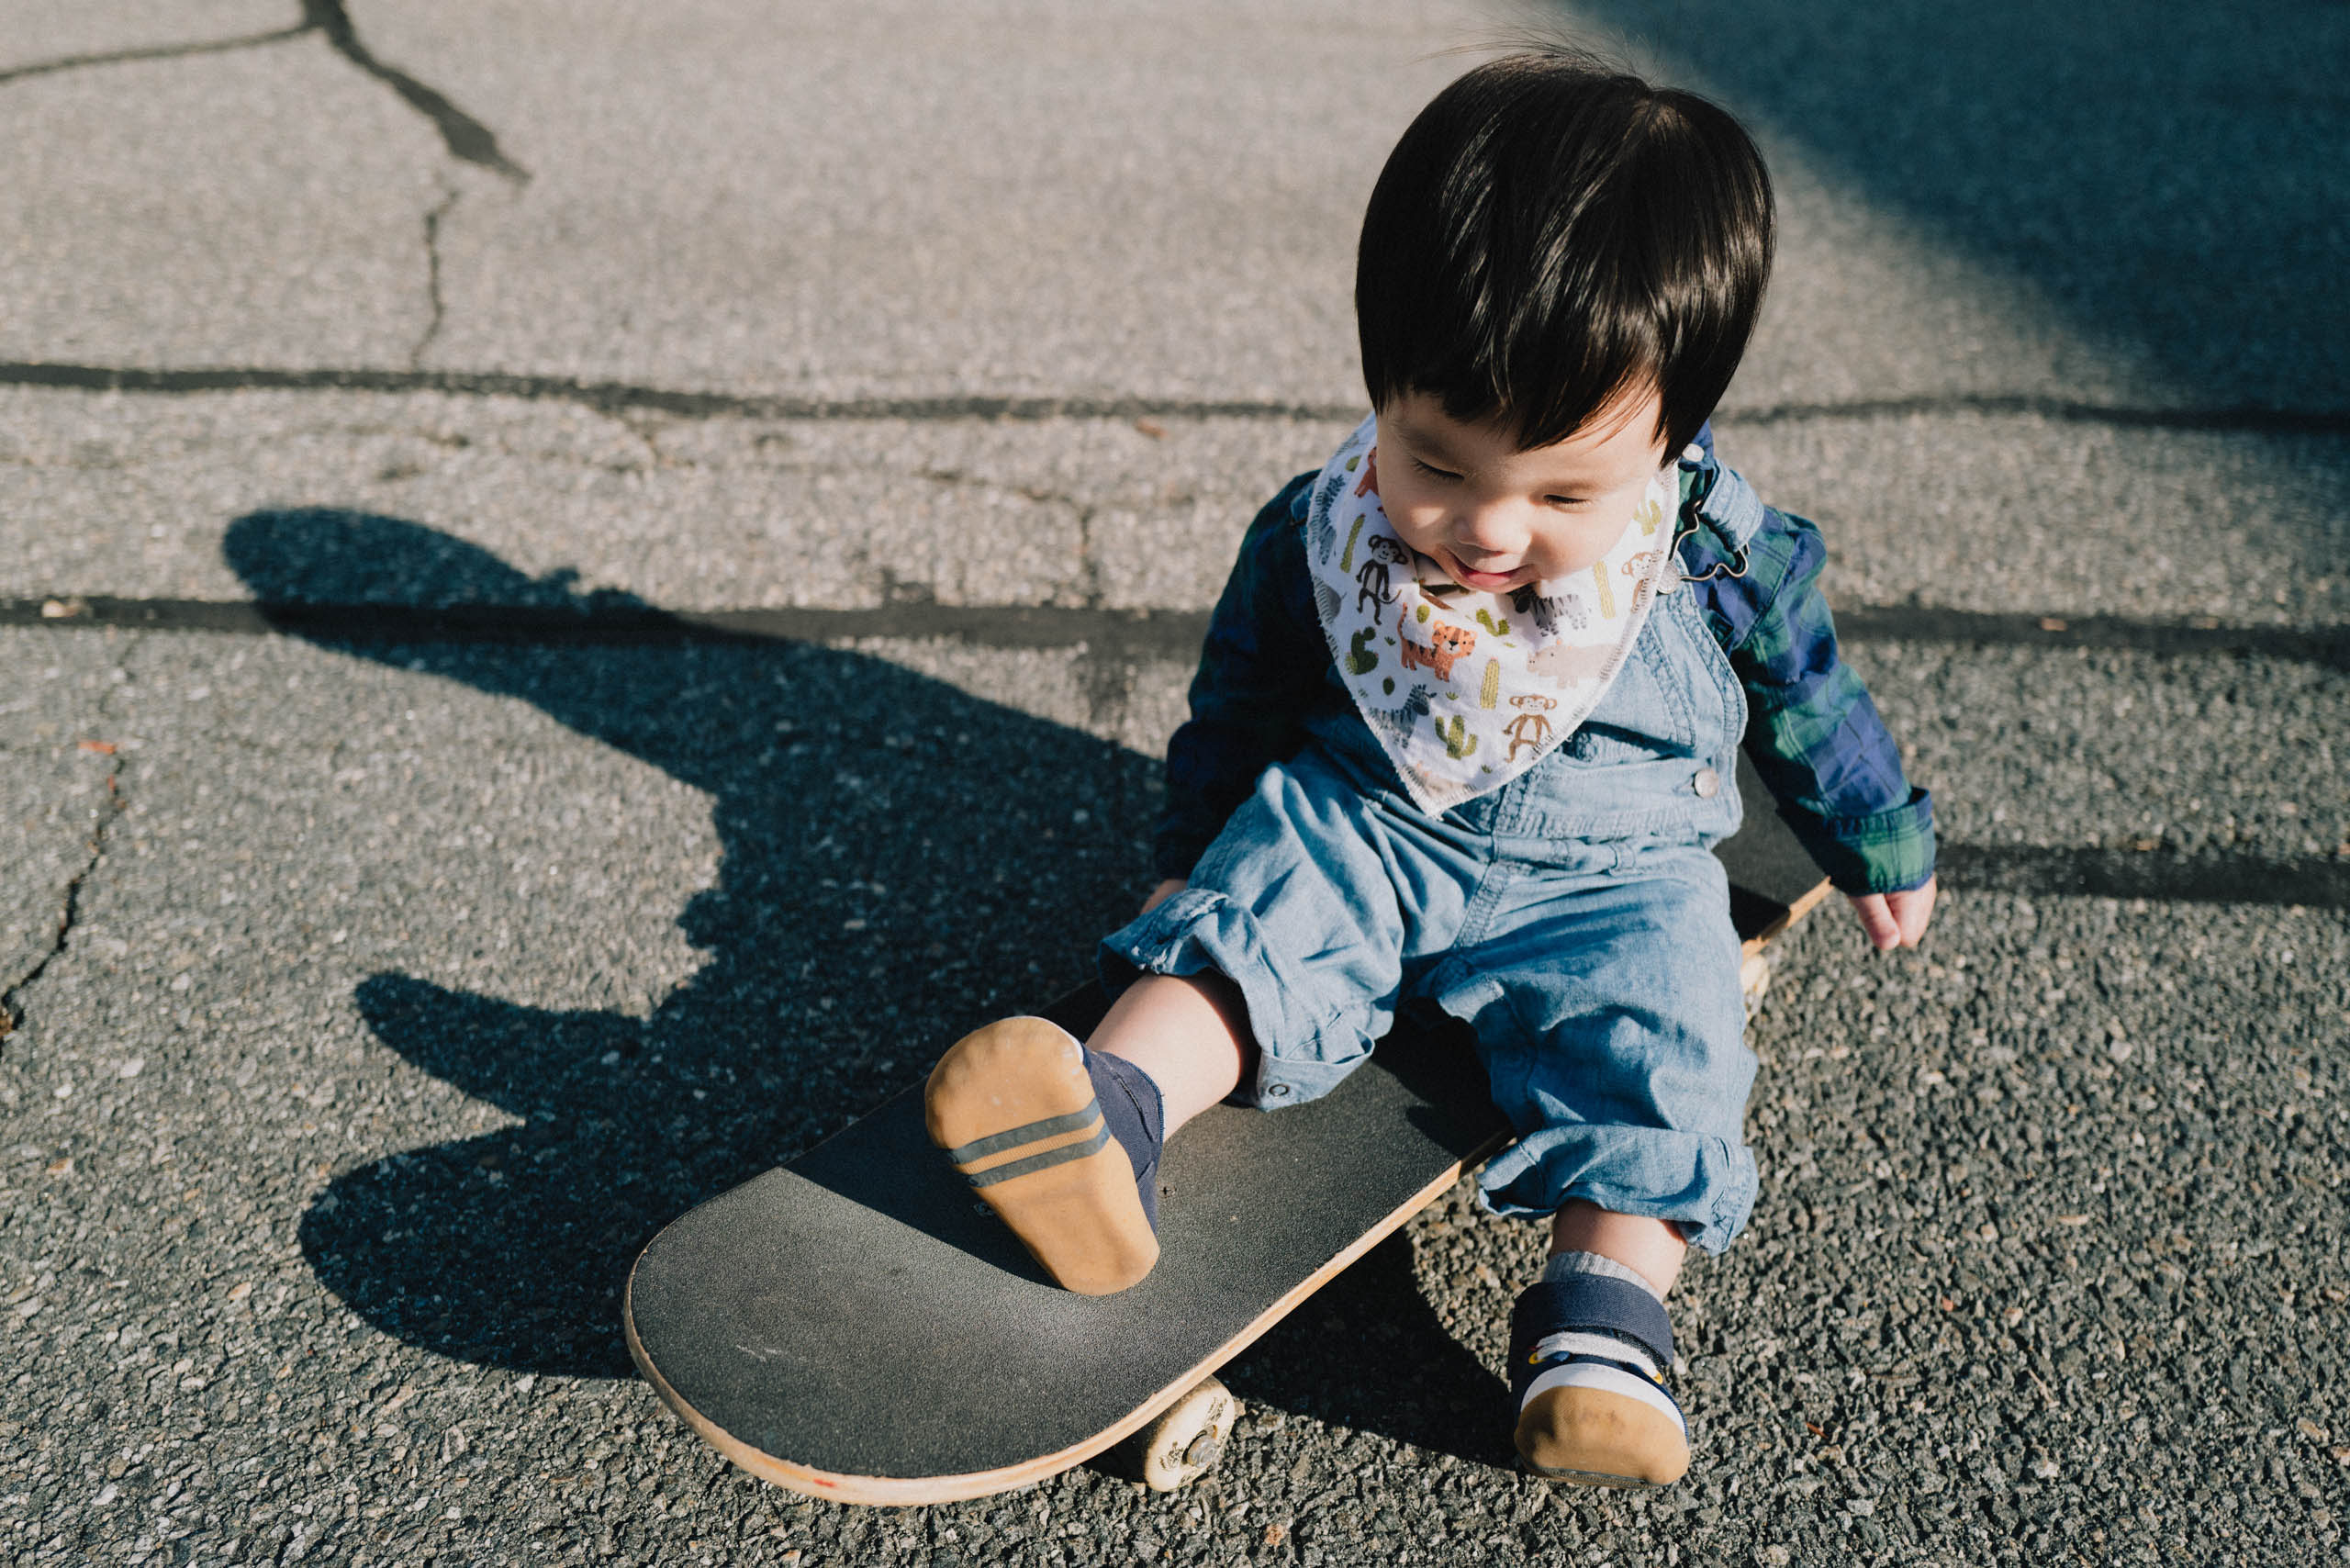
[625,754,1830,1505]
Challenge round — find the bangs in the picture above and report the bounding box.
[1358,51,1774,458]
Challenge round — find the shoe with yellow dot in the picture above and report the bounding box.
[1509,1276,1689,1487]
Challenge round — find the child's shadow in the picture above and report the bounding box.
[225,509,1162,1380]
[223,510,1505,1469]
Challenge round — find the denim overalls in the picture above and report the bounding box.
[1102,508,1765,1253]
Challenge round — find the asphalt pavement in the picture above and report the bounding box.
[2,3,2345,1566]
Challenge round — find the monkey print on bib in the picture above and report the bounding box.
[1304,415,1675,813]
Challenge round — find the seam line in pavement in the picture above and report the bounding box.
[3,362,2346,437]
[1723,394,2350,437]
[1936,845,2349,913]
[4,598,2344,668]
[1,604,2339,913]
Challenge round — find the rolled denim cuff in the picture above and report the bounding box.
[1477,1126,1760,1255]
[1097,887,1370,1109]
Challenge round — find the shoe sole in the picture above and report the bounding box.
[1514,1385,1690,1488]
[924,1016,1158,1296]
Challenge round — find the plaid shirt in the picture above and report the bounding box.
[1156,426,1936,896]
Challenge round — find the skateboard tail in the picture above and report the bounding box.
[621,1136,1506,1506]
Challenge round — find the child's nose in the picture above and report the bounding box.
[1453,503,1533,558]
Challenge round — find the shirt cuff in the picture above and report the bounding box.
[1780,786,1937,896]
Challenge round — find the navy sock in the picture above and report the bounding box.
[1085,1049,1165,1228]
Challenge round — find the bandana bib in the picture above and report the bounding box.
[1305,415,1677,813]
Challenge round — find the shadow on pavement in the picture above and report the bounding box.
[225,508,1159,1378]
[1572,0,2350,413]
[1221,1231,1516,1472]
[221,507,1510,1471]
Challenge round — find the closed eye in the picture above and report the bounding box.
[1410,458,1461,481]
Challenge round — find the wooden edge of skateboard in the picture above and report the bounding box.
[625,1126,1516,1507]
[1738,876,1832,958]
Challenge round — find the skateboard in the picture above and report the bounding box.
[624,753,1830,1505]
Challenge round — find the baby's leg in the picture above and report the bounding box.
[1085,969,1250,1133]
[1436,845,1751,1486]
[1548,1200,1685,1295]
[930,749,1421,1295]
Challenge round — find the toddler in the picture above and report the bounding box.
[924,49,1936,1487]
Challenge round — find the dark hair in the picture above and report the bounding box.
[1356,50,1774,458]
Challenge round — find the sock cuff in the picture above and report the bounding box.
[1087,1051,1164,1149]
[1542,1249,1666,1302]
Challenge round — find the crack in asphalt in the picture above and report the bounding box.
[0,743,127,1047]
[0,23,315,89]
[301,1,528,184]
[901,465,1125,716]
[1,6,527,186]
[2,359,2344,436]
[410,186,461,370]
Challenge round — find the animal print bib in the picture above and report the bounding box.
[1304,415,1676,812]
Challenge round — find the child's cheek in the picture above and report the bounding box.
[1392,504,1440,553]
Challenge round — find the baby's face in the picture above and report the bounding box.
[1372,386,1671,594]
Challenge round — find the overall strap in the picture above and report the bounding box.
[1673,431,1767,584]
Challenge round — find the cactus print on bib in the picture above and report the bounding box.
[1304,416,1675,812]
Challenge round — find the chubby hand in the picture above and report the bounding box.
[1847,876,1937,951]
[1140,878,1188,915]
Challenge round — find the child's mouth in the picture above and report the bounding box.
[1440,550,1524,591]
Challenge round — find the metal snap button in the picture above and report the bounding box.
[1263,1082,1292,1099]
[1692,766,1721,799]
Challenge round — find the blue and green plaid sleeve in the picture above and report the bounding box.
[1153,472,1330,879]
[1684,473,1936,895]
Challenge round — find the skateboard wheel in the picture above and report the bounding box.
[1132,1377,1238,1492]
[1739,951,1772,1020]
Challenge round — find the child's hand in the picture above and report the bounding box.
[1847,876,1936,951]
[1140,878,1187,915]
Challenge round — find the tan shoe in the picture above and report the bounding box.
[1514,1373,1691,1486]
[1508,1281,1690,1487]
[924,1016,1159,1296]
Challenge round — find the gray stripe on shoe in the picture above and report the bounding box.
[963,1123,1112,1187]
[945,1103,1102,1166]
